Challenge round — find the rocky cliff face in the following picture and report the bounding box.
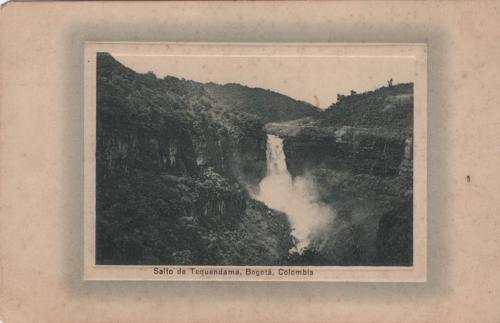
[284,127,407,178]
[95,53,294,265]
[269,84,414,265]
[96,52,414,266]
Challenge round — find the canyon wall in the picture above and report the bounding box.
[271,84,414,265]
[96,53,295,265]
[96,52,413,266]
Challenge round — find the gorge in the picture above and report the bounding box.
[96,52,413,266]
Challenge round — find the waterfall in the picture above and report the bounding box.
[255,134,332,252]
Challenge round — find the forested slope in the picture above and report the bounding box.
[95,53,294,265]
[204,82,321,123]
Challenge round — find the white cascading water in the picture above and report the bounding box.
[255,134,332,252]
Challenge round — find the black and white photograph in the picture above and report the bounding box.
[5,1,500,321]
[84,43,427,281]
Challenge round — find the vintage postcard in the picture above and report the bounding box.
[84,42,427,281]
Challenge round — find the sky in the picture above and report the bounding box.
[115,55,415,109]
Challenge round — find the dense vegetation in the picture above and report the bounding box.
[274,83,414,266]
[96,52,414,266]
[205,82,321,123]
[322,83,413,130]
[96,53,295,265]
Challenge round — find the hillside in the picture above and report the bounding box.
[204,82,321,123]
[95,52,414,266]
[322,83,413,131]
[95,52,295,265]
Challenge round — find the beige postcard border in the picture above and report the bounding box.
[83,42,427,282]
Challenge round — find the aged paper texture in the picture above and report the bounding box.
[1,1,499,323]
